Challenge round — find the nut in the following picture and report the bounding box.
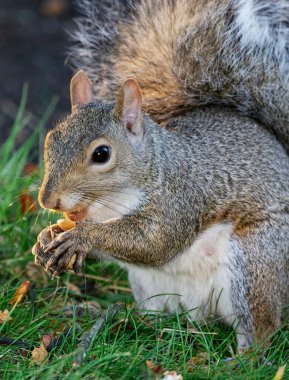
[66,254,77,270]
[57,219,76,231]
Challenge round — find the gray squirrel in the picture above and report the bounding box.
[70,0,289,151]
[33,71,289,349]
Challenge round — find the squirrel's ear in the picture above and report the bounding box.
[70,70,93,113]
[115,78,143,143]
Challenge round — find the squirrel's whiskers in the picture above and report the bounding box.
[33,70,289,350]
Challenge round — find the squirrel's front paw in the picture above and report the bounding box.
[42,225,92,275]
[32,224,62,271]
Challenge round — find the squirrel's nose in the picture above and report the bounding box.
[38,184,62,210]
[53,198,62,210]
[39,194,62,210]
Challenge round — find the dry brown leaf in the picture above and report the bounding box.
[41,334,54,350]
[10,280,30,305]
[161,371,183,380]
[23,162,38,176]
[19,192,36,214]
[273,365,286,380]
[64,281,82,295]
[0,309,12,323]
[146,360,165,377]
[19,349,28,358]
[187,352,209,372]
[31,342,49,365]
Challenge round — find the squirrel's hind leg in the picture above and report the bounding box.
[231,221,289,347]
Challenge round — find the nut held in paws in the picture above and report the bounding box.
[57,219,76,231]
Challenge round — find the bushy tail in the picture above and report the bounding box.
[69,0,289,149]
[69,0,213,122]
[69,0,133,97]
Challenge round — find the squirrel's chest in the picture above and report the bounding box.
[127,223,235,320]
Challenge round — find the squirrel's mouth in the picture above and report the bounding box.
[65,208,87,222]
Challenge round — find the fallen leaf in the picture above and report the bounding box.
[41,334,54,350]
[0,309,12,324]
[30,342,48,365]
[187,352,209,372]
[146,360,165,377]
[23,162,38,176]
[273,365,286,380]
[19,349,28,358]
[10,280,30,305]
[161,371,183,380]
[19,192,36,214]
[64,281,82,295]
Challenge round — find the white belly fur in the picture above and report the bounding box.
[126,223,238,326]
[86,191,248,344]
[85,191,239,328]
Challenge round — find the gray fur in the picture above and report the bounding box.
[69,0,289,150]
[34,104,289,345]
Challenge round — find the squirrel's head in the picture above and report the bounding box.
[39,70,153,222]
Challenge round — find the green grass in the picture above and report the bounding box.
[0,93,288,380]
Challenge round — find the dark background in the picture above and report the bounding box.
[0,0,77,143]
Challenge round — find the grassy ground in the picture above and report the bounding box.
[0,93,288,379]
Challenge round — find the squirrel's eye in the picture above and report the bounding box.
[91,145,111,164]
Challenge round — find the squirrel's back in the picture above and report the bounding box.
[165,106,289,201]
[70,0,289,150]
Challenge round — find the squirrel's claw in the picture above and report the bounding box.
[43,227,90,275]
[45,239,73,265]
[73,252,86,274]
[44,232,66,253]
[38,224,61,247]
[33,224,91,276]
[32,241,50,267]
